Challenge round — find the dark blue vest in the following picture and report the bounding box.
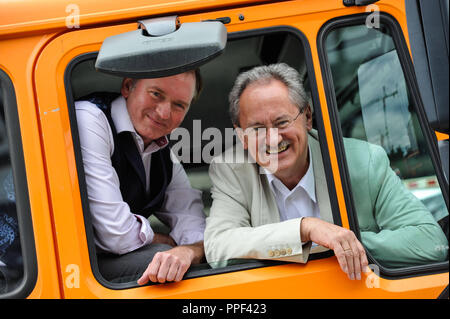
[80,92,173,218]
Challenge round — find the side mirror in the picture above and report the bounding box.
[406,0,449,134]
[95,16,227,78]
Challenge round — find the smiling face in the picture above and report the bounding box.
[121,72,196,147]
[237,79,312,186]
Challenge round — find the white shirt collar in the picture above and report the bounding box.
[110,95,135,134]
[110,95,169,152]
[265,145,317,203]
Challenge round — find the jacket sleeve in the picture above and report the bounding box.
[204,159,311,268]
[360,144,448,268]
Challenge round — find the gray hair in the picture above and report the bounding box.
[229,63,308,126]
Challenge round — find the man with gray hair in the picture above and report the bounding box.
[204,63,447,281]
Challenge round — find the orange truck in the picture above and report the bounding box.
[0,0,448,299]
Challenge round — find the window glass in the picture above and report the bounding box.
[325,23,449,268]
[70,30,325,285]
[0,83,24,294]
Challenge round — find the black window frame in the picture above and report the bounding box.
[0,69,38,299]
[317,12,449,279]
[64,25,342,290]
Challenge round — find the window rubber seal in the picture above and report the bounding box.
[0,69,38,299]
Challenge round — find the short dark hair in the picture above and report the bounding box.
[129,68,202,102]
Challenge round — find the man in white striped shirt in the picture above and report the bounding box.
[76,70,206,284]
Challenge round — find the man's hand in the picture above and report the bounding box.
[152,233,177,247]
[137,242,204,285]
[300,217,369,280]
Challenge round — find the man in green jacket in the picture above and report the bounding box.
[204,63,448,281]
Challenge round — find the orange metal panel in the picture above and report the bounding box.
[30,0,448,299]
[0,34,62,298]
[0,0,282,38]
[436,132,449,141]
[33,25,130,298]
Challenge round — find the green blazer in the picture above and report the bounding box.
[204,130,448,268]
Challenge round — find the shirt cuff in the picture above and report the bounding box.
[135,214,155,245]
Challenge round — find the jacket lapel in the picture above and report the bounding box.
[259,173,281,225]
[308,130,333,253]
[308,130,333,224]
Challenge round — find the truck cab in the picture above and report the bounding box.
[0,0,448,299]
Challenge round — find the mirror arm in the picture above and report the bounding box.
[138,16,180,37]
